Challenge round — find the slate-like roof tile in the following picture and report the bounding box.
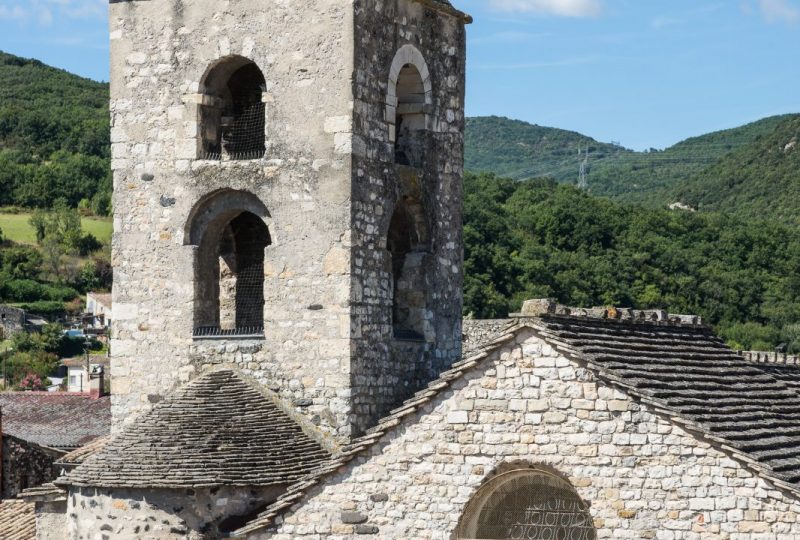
[58,370,329,489]
[0,499,35,540]
[0,393,110,450]
[235,313,800,535]
[535,315,800,488]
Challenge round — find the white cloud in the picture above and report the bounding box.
[0,5,28,21]
[489,0,603,17]
[0,0,105,25]
[758,0,800,22]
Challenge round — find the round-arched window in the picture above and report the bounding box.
[456,469,596,540]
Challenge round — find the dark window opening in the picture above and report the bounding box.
[200,58,266,161]
[387,198,429,340]
[194,211,270,337]
[394,64,427,167]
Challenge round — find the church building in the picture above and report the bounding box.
[16,0,800,538]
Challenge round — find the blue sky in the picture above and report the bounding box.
[1,0,798,150]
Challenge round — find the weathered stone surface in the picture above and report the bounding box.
[1,435,60,499]
[239,328,800,539]
[108,0,466,447]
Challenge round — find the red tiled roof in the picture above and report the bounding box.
[0,392,110,450]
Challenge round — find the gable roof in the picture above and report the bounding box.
[0,392,110,450]
[536,314,800,491]
[0,499,35,540]
[235,310,800,536]
[58,370,330,489]
[232,328,521,536]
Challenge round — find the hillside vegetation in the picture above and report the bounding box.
[0,51,110,213]
[674,115,800,225]
[466,114,799,211]
[0,52,112,326]
[1,51,797,352]
[464,173,800,353]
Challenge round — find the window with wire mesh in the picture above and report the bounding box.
[199,61,266,161]
[192,211,270,338]
[459,471,596,540]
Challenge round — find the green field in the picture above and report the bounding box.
[0,213,112,245]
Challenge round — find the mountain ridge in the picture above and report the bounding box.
[465,114,800,216]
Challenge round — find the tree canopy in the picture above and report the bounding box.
[463,173,800,353]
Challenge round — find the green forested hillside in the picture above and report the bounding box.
[0,51,111,213]
[673,115,800,225]
[466,114,799,209]
[2,51,797,352]
[463,172,800,352]
[465,116,630,181]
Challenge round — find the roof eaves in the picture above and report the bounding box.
[412,0,473,23]
[231,325,525,536]
[528,317,800,502]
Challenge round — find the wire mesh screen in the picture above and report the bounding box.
[235,257,265,327]
[232,212,268,328]
[471,473,596,540]
[223,101,266,160]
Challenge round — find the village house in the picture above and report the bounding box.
[61,356,110,394]
[0,306,47,341]
[11,0,800,539]
[0,370,110,500]
[84,292,112,332]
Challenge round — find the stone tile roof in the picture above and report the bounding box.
[18,483,66,502]
[232,328,520,536]
[235,310,800,535]
[748,362,800,393]
[0,393,110,450]
[58,370,330,489]
[535,314,800,491]
[0,499,35,540]
[414,0,472,22]
[56,435,111,468]
[462,319,515,357]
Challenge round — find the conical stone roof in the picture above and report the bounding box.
[58,370,329,489]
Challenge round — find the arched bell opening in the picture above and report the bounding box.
[186,190,271,338]
[386,45,433,168]
[386,197,430,341]
[198,56,266,161]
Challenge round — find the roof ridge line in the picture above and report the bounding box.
[232,323,532,536]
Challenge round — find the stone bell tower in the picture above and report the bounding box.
[109,0,470,444]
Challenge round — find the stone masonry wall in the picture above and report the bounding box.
[108,0,357,441]
[0,305,28,338]
[348,0,466,434]
[67,485,284,539]
[2,435,60,499]
[35,500,67,540]
[258,329,800,539]
[109,0,467,445]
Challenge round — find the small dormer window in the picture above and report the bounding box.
[199,57,266,161]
